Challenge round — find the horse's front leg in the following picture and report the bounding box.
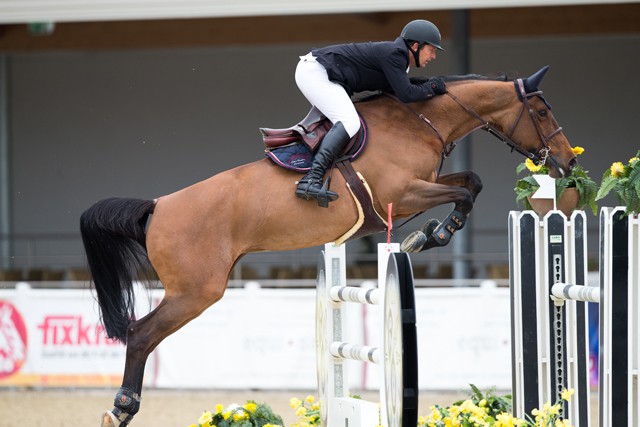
[436,171,483,203]
[399,171,483,253]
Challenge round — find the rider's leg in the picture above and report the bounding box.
[294,54,360,207]
[295,121,350,205]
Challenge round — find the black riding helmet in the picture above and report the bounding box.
[401,20,444,66]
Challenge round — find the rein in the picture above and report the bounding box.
[387,78,564,232]
[385,79,563,175]
[446,78,562,167]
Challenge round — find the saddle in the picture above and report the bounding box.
[261,109,387,243]
[261,109,367,172]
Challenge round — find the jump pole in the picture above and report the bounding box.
[316,241,418,427]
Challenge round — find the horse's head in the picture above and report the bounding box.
[506,66,577,178]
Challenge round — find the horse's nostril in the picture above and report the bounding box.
[569,157,578,171]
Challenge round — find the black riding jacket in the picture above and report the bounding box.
[311,37,435,102]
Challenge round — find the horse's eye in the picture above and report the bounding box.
[538,109,548,118]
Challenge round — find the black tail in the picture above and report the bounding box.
[80,197,156,343]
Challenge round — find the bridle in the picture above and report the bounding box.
[387,78,564,173]
[386,79,565,231]
[447,78,562,165]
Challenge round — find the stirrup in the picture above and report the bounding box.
[295,177,338,207]
[315,177,338,208]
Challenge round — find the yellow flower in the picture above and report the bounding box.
[611,161,625,177]
[222,411,231,420]
[188,424,197,427]
[459,399,477,413]
[541,402,560,416]
[295,406,307,417]
[289,398,303,409]
[525,158,543,173]
[198,411,213,426]
[478,399,487,407]
[561,388,575,402]
[448,405,461,419]
[233,410,248,421]
[310,403,320,411]
[429,406,442,421]
[495,412,515,427]
[629,157,639,165]
[214,404,224,414]
[243,402,257,413]
[555,419,573,427]
[305,395,315,403]
[571,146,585,155]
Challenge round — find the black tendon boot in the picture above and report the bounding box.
[295,121,351,207]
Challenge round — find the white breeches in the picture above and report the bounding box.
[295,53,361,138]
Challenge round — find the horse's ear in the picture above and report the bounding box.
[523,65,550,93]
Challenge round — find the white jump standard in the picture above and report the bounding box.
[316,243,418,427]
[509,207,640,427]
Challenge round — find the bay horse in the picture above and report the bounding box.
[80,66,577,427]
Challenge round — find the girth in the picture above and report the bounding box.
[334,160,388,244]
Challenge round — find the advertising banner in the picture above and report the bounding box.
[0,284,127,387]
[0,282,512,390]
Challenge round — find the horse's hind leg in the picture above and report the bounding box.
[102,285,224,427]
[401,171,483,253]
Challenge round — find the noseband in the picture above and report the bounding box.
[446,78,563,166]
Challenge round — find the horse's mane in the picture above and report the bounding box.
[354,72,515,103]
[409,72,514,84]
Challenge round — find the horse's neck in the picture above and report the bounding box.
[430,81,515,143]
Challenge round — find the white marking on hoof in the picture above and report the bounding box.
[101,411,120,427]
[401,230,426,253]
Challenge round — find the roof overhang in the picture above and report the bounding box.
[1,0,637,24]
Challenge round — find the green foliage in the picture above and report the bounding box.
[596,150,640,215]
[453,384,513,420]
[514,156,598,215]
[189,401,284,427]
[557,165,599,215]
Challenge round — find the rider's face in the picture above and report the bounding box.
[418,44,437,67]
[410,43,437,68]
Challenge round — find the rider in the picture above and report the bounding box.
[294,19,447,206]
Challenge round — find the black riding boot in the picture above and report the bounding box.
[295,121,351,207]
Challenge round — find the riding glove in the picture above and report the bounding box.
[428,78,447,94]
[421,78,446,99]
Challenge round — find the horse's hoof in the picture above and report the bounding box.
[421,219,440,236]
[101,411,119,427]
[401,231,427,253]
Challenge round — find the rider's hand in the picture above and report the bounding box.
[428,78,447,95]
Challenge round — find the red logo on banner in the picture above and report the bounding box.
[37,315,119,346]
[0,300,28,378]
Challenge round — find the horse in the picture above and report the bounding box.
[80,65,577,427]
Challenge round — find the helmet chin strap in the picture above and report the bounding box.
[405,40,423,68]
[412,47,421,68]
